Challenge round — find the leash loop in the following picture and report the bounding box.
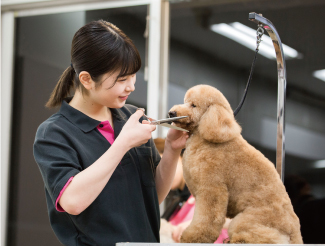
[233,23,264,117]
[256,24,264,50]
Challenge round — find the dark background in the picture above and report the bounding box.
[7,1,325,245]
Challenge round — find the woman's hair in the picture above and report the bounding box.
[46,20,141,108]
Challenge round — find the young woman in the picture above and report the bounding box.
[33,20,188,246]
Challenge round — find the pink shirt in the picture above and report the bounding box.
[55,121,115,212]
[169,195,195,225]
[96,121,115,146]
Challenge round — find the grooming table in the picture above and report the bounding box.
[117,243,308,246]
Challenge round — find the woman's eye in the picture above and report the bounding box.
[191,104,196,108]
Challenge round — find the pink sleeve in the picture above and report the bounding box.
[169,195,195,226]
[55,177,74,212]
[214,229,229,244]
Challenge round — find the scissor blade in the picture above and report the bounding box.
[160,123,189,132]
[150,116,188,125]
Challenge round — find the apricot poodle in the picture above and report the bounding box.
[169,85,303,244]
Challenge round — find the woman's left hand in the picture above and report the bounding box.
[166,126,189,151]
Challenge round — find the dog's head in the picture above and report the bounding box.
[169,84,241,143]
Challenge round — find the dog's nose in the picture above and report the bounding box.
[168,111,177,118]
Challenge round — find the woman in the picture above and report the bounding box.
[33,20,188,246]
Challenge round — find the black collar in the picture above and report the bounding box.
[59,98,127,133]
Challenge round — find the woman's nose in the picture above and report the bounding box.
[126,78,135,92]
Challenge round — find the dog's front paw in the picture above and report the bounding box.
[180,224,218,243]
[180,230,201,243]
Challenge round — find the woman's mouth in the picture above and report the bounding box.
[119,95,128,101]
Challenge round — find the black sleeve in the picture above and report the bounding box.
[33,123,81,206]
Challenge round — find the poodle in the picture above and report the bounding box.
[168,84,303,244]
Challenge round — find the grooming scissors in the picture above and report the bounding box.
[137,108,189,132]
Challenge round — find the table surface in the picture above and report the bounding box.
[117,243,312,246]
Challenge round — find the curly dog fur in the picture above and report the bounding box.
[169,84,303,244]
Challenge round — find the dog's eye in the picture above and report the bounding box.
[191,103,196,108]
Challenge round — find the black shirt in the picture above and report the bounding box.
[33,100,161,246]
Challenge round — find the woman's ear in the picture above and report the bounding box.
[198,105,241,143]
[79,71,93,90]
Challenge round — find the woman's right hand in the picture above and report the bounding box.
[117,109,156,150]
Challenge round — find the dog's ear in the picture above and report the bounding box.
[198,105,241,143]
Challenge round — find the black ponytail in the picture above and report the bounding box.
[46,66,75,108]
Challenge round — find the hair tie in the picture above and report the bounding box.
[70,63,74,69]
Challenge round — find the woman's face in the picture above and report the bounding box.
[89,71,136,108]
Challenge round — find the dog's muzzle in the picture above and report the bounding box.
[168,111,177,118]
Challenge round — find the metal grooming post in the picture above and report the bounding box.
[249,12,286,182]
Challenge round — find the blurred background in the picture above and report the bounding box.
[1,0,325,245]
